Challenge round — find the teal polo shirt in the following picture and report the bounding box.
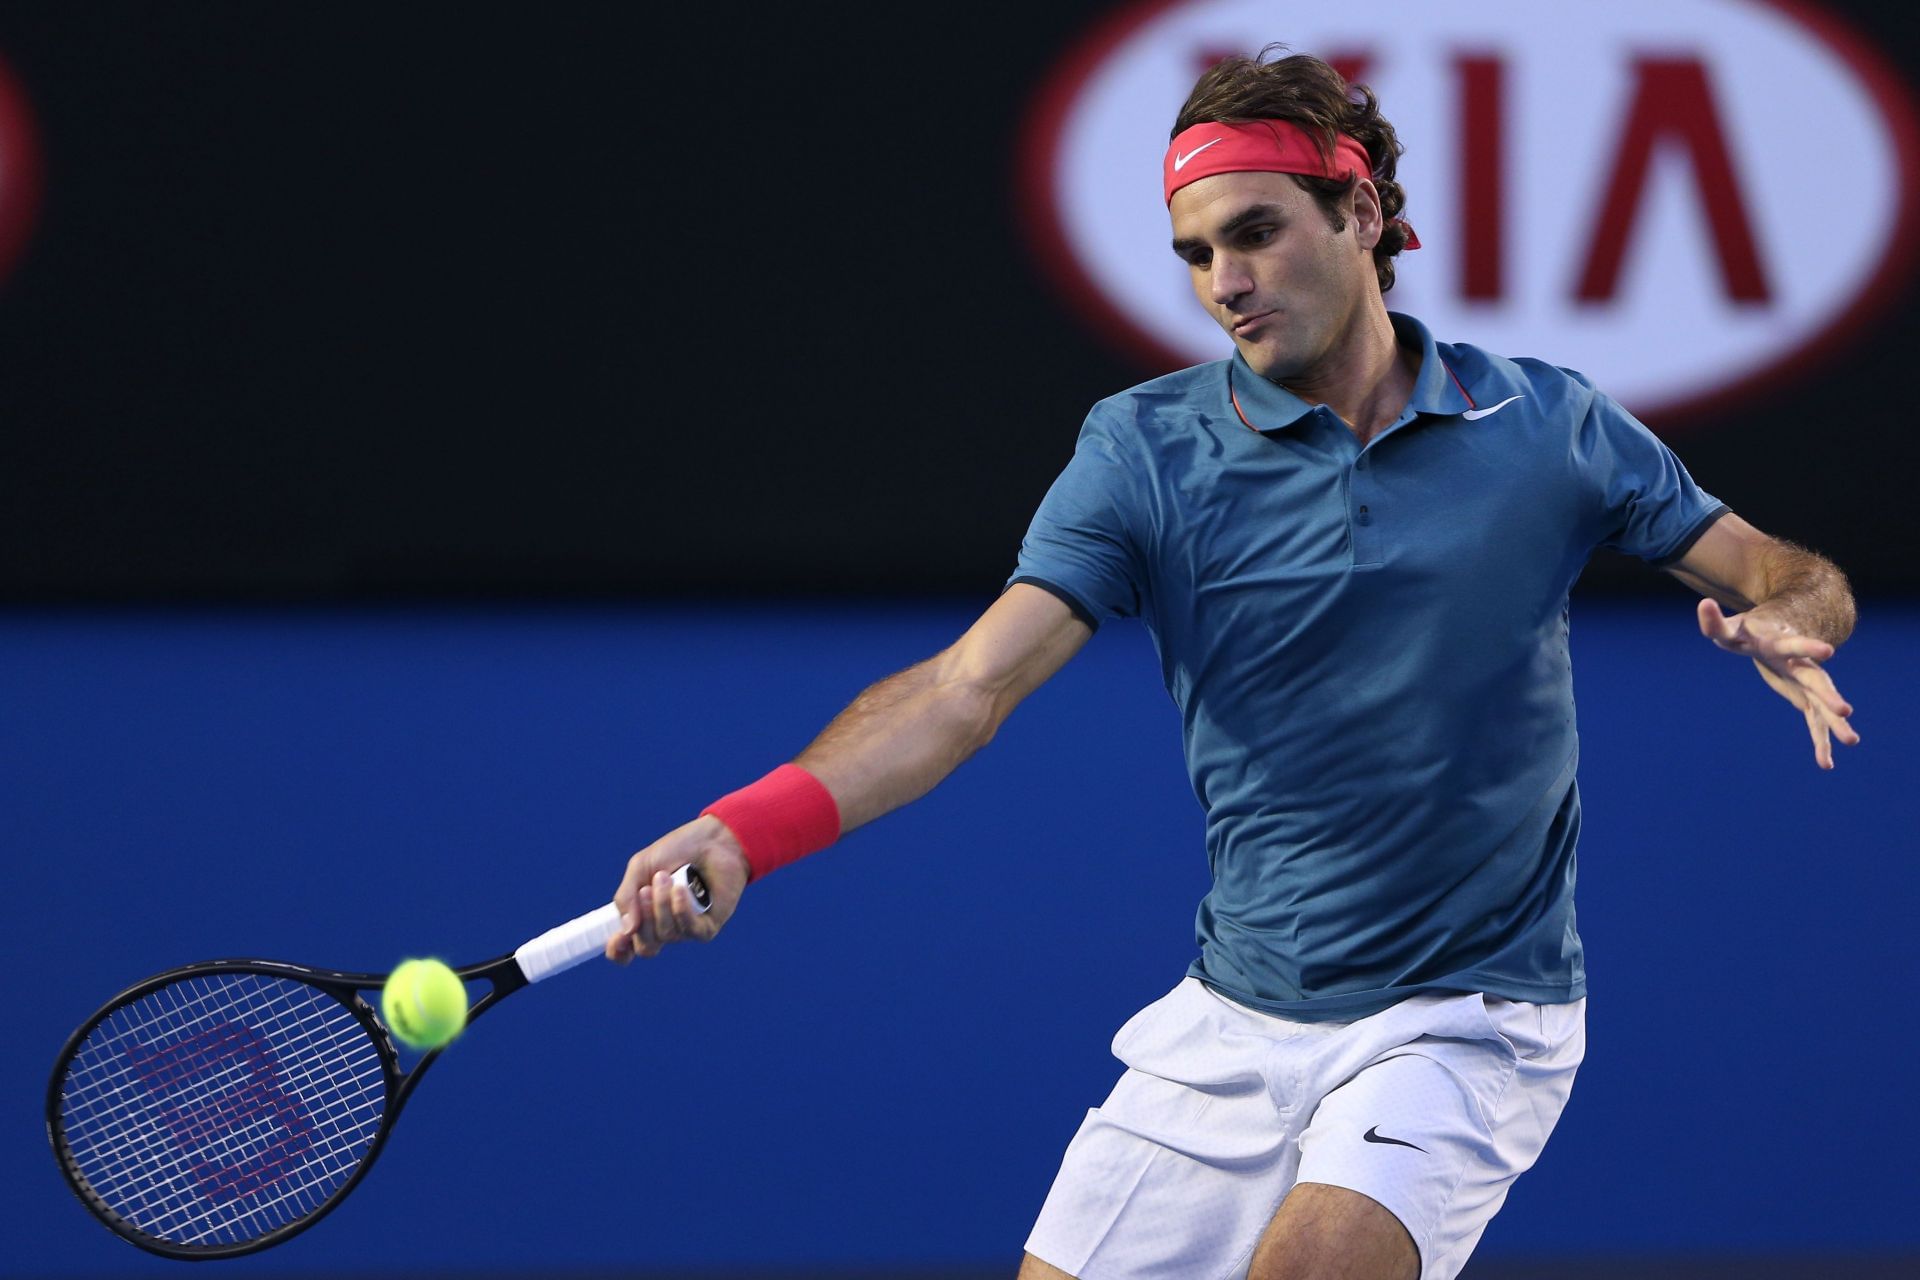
[1009,313,1727,1021]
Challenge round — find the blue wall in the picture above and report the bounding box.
[6,601,1915,1274]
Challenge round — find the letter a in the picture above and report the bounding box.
[1575,57,1771,303]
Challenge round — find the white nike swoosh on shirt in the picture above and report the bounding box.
[1173,138,1224,170]
[1462,395,1525,421]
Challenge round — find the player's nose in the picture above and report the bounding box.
[1209,253,1254,307]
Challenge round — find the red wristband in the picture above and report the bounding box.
[701,763,841,881]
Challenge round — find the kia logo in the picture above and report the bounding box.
[1018,0,1919,427]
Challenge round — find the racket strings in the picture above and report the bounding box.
[56,972,388,1248]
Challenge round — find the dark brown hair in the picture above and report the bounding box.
[1173,45,1412,292]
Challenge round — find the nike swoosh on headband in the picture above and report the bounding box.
[1172,138,1224,170]
[1463,395,1525,421]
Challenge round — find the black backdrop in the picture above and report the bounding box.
[1,1,1914,601]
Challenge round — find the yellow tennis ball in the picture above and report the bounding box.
[380,958,468,1051]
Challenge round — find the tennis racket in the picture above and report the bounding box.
[46,864,709,1259]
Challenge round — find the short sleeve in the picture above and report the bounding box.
[1005,409,1147,630]
[1575,382,1729,565]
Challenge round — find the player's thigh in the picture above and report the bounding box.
[1018,1252,1078,1279]
[1247,1181,1417,1280]
[1290,996,1584,1280]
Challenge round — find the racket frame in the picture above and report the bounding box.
[46,950,525,1260]
[48,868,704,1258]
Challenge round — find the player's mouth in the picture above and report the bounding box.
[1231,311,1274,337]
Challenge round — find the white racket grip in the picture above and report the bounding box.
[512,866,710,983]
[514,903,622,984]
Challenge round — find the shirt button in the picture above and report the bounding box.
[1357,506,1372,526]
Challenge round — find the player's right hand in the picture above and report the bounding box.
[605,815,751,963]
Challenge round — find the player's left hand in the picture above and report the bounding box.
[1697,597,1859,770]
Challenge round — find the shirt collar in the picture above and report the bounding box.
[1225,311,1473,433]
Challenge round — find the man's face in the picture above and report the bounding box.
[1168,170,1379,382]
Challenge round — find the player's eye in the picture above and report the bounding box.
[1186,250,1212,268]
[1242,225,1276,246]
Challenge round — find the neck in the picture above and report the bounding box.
[1280,305,1415,446]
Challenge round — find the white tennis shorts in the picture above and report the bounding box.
[1025,978,1585,1280]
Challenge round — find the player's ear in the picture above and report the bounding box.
[1351,178,1384,252]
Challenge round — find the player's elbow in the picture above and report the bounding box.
[926,654,1016,755]
[947,674,1010,755]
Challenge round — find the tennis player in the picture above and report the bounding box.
[606,48,1857,1280]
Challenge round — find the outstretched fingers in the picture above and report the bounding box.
[1784,654,1854,722]
[1755,658,1859,769]
[1804,693,1834,770]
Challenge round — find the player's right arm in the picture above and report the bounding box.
[606,582,1092,962]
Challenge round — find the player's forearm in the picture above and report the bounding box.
[1750,541,1855,646]
[794,654,1001,833]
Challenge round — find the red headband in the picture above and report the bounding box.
[1163,120,1420,248]
[1164,120,1369,202]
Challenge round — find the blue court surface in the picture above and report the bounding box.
[5,600,1916,1276]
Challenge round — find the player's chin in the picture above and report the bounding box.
[1234,335,1300,381]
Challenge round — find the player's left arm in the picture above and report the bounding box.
[1666,512,1859,769]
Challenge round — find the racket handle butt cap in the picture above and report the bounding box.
[672,864,712,915]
